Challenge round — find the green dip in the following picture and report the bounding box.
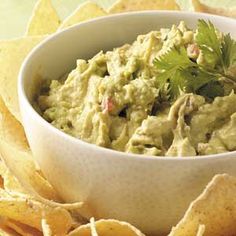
[37,21,236,157]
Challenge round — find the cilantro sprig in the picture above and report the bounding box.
[222,33,236,71]
[154,19,236,100]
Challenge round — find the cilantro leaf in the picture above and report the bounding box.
[154,46,194,70]
[154,46,221,99]
[155,67,176,89]
[196,19,236,76]
[154,19,236,101]
[154,46,195,96]
[181,67,218,92]
[222,33,236,70]
[195,19,222,64]
[168,69,186,99]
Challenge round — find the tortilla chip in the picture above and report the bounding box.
[0,220,19,236]
[0,158,75,236]
[41,219,52,236]
[190,0,236,17]
[168,174,236,236]
[26,0,61,36]
[0,161,26,194]
[5,220,42,236]
[191,0,207,12]
[175,0,195,11]
[108,0,180,13]
[68,219,146,236]
[0,140,60,202]
[0,196,72,234]
[0,36,45,123]
[0,109,59,201]
[0,97,29,151]
[59,2,107,30]
[0,140,82,210]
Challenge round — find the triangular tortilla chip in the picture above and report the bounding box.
[0,36,45,123]
[59,2,107,30]
[26,0,61,36]
[108,0,180,13]
[168,174,236,236]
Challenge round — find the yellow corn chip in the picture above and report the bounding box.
[68,219,146,236]
[108,0,180,13]
[0,139,82,210]
[26,0,61,36]
[0,220,19,236]
[198,1,236,18]
[0,36,45,123]
[175,0,195,11]
[0,160,26,194]
[0,97,29,151]
[59,2,107,30]
[0,196,72,235]
[5,220,42,236]
[0,141,60,202]
[0,97,60,201]
[168,174,236,236]
[179,0,236,17]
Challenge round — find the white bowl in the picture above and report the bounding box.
[19,11,236,235]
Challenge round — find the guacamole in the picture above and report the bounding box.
[37,21,236,157]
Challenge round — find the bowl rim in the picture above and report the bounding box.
[18,10,236,162]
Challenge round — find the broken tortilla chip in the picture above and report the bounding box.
[0,36,45,123]
[108,0,179,13]
[26,0,61,36]
[59,2,107,30]
[68,219,146,236]
[168,174,236,236]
